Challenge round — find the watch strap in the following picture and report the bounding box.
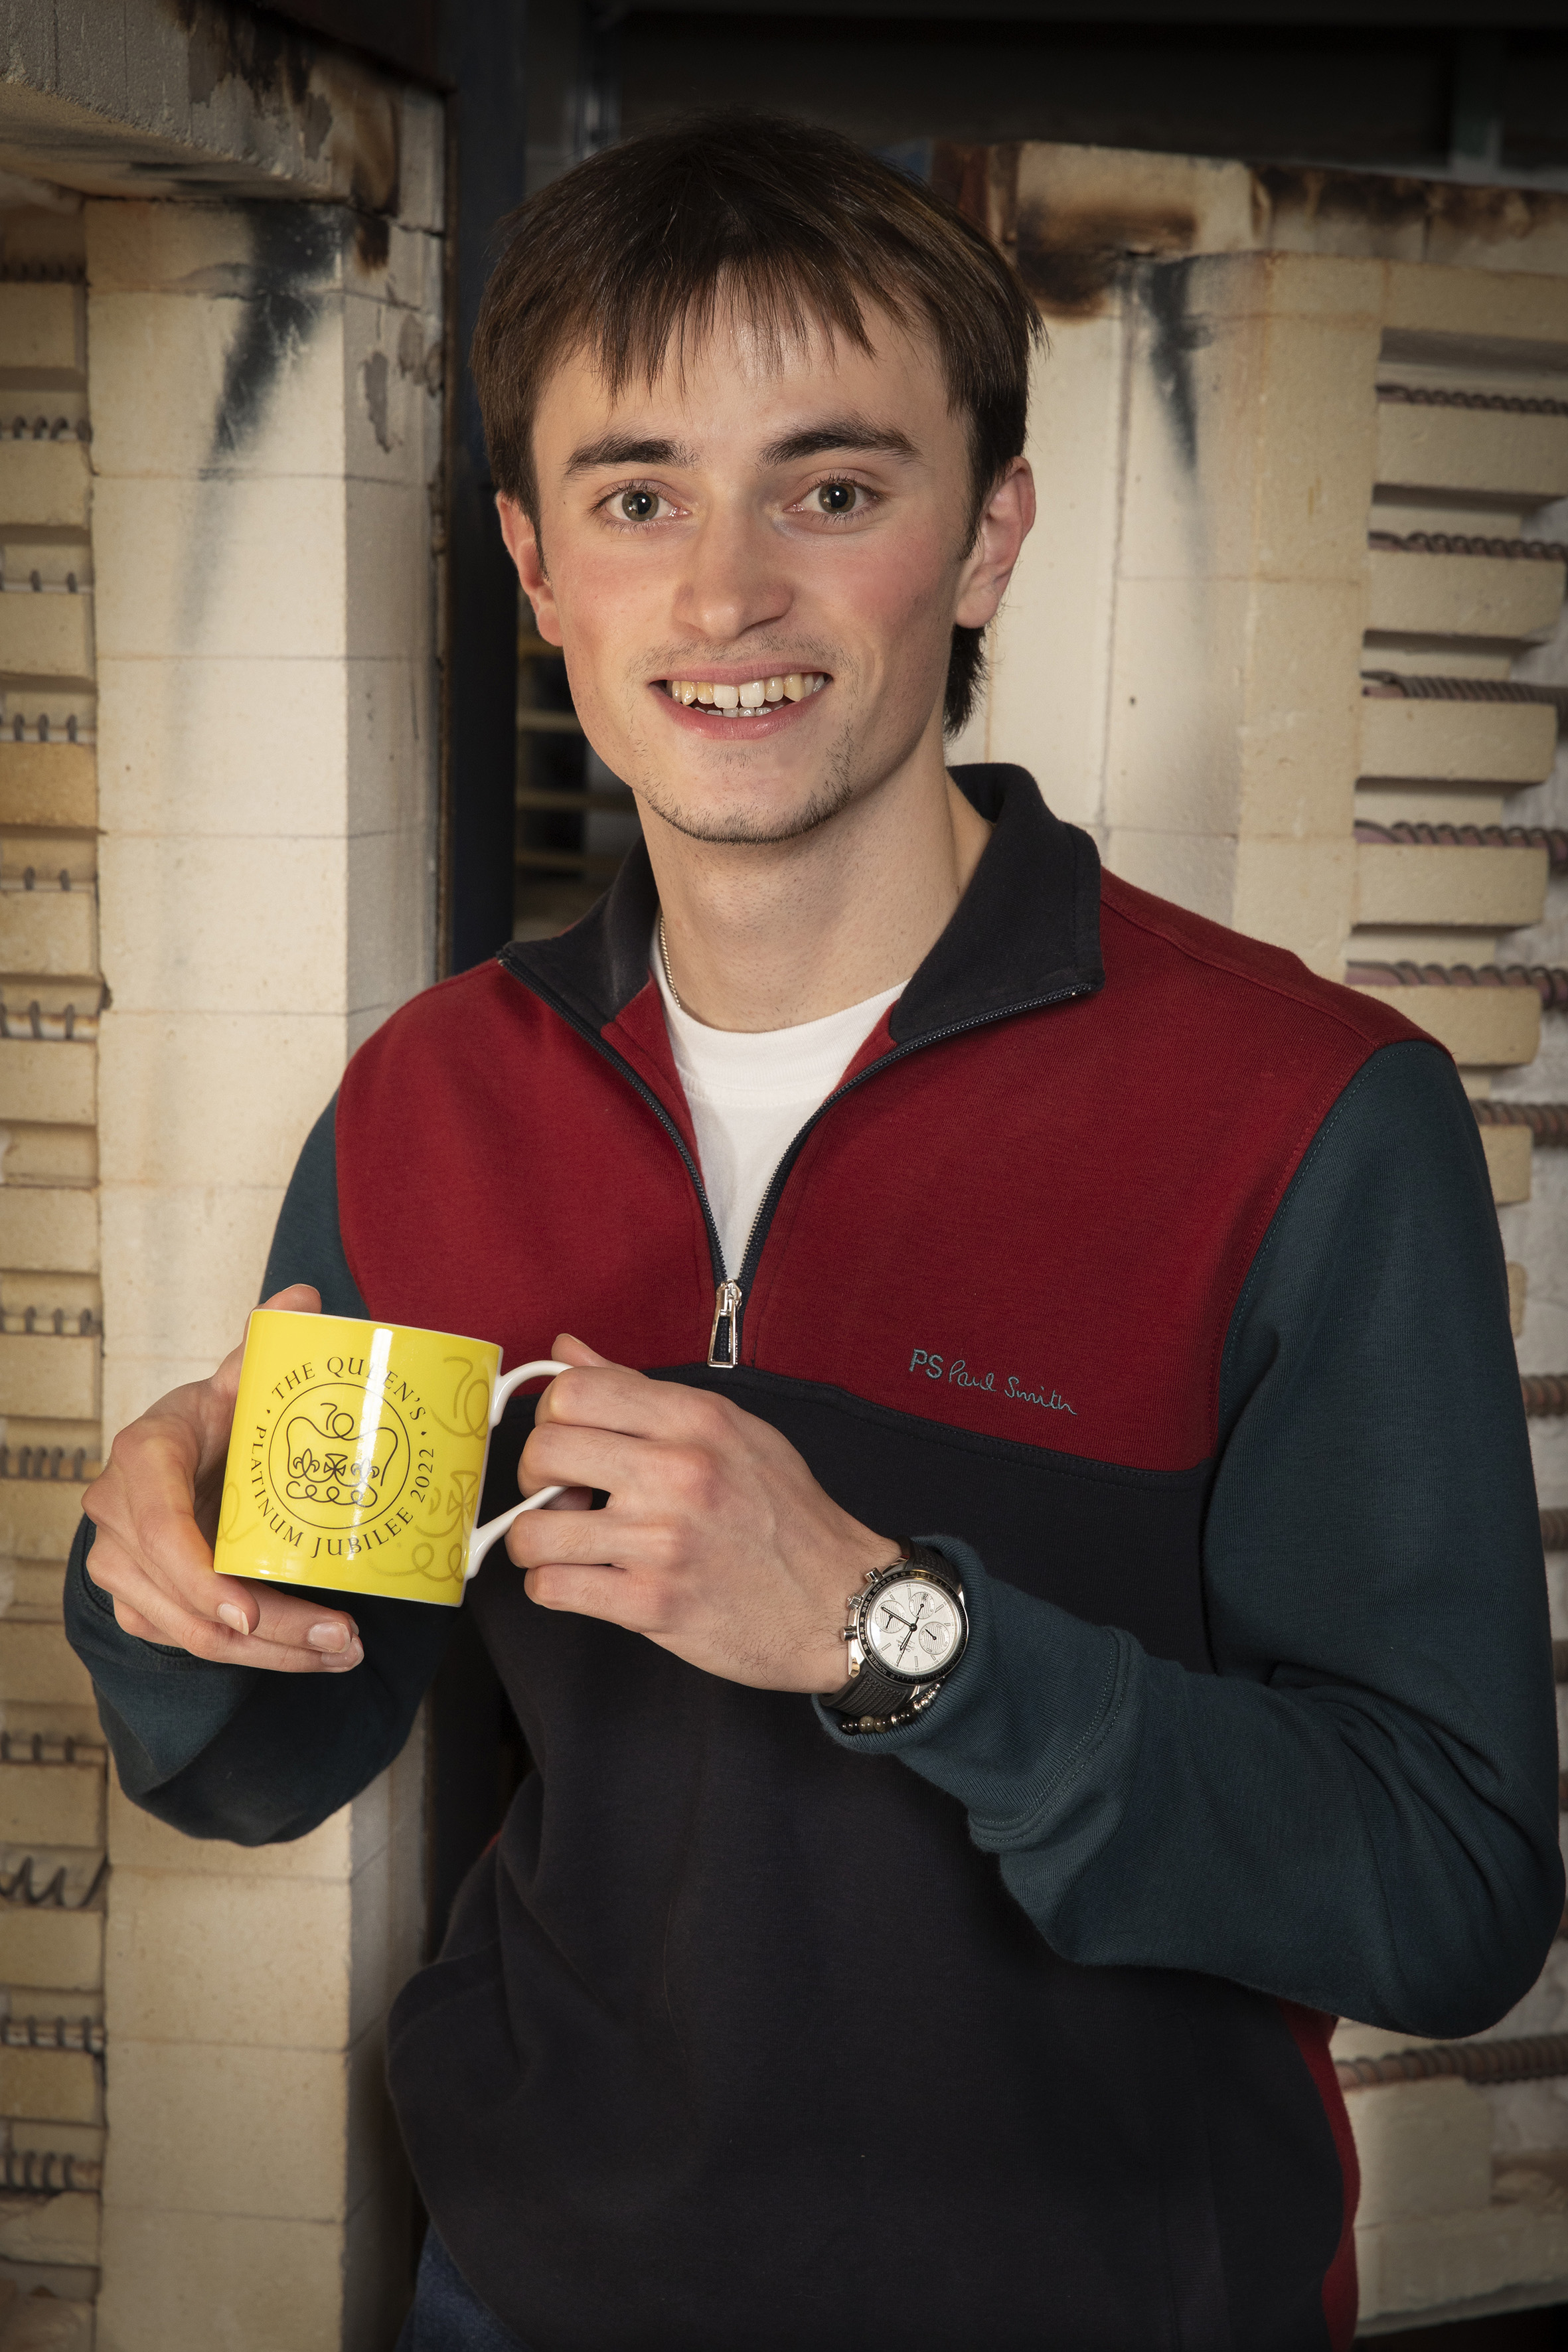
[823,1660,915,1719]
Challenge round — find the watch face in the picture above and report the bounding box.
[864,1574,963,1681]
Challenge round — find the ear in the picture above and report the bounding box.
[497,494,564,647]
[953,457,1036,633]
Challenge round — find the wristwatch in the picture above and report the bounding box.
[823,1542,969,1732]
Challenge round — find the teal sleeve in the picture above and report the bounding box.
[817,1040,1564,2036]
[63,1097,453,1844]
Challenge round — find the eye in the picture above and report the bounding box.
[814,481,860,515]
[617,488,664,522]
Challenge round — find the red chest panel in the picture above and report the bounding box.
[337,874,1421,1477]
[336,965,716,1372]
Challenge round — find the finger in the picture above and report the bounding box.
[550,1331,614,1369]
[208,1285,323,1410]
[90,1529,359,1660]
[507,1504,639,1571]
[110,1575,364,1673]
[109,1589,335,1659]
[212,1581,360,1654]
[187,1577,360,1658]
[520,1561,633,1620]
[262,1283,322,1314]
[520,1423,647,1496]
[110,1597,169,1643]
[535,1361,715,1443]
[102,1557,362,1666]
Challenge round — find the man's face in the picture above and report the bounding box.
[501,305,1022,846]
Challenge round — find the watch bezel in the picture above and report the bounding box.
[854,1563,967,1686]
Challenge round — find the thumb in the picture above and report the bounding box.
[550,1332,613,1369]
[262,1283,323,1316]
[212,1284,323,1406]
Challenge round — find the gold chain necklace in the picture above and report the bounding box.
[658,913,682,1013]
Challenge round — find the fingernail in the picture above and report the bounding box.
[307,1621,351,1654]
[216,1603,251,1637]
[322,1639,363,1672]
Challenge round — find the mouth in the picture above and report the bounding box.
[657,670,828,717]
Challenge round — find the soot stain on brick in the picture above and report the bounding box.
[206,207,340,469]
[169,0,313,115]
[162,0,399,214]
[1141,262,1211,475]
[1255,163,1568,258]
[354,212,391,275]
[1012,198,1199,322]
[322,64,400,218]
[362,351,392,453]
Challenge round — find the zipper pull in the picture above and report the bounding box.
[708,1280,742,1369]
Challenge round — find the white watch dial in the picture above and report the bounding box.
[864,1576,962,1679]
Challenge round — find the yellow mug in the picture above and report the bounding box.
[214,1309,570,1607]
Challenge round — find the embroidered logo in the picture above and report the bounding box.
[907,1348,1076,1415]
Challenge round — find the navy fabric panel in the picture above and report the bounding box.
[263,1095,364,1312]
[402,1469,1333,2349]
[1176,1978,1342,2351]
[481,1363,1214,1668]
[390,1608,1264,2351]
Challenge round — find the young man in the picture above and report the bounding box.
[68,116,1561,2351]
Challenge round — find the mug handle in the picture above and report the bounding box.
[464,1359,573,1583]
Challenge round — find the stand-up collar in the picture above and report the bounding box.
[499,764,1104,1044]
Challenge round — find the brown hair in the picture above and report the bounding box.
[471,113,1041,734]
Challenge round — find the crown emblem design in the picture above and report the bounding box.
[283,1403,400,1512]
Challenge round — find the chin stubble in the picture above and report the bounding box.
[627,702,862,847]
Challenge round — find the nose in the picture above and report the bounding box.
[674,495,791,649]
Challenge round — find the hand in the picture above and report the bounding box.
[507,1334,894,1692]
[82,1285,363,1673]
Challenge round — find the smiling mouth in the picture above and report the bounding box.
[660,672,828,714]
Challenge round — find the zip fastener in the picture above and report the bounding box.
[708,1280,742,1368]
[712,982,1090,1363]
[499,958,1090,1372]
[706,1182,774,1368]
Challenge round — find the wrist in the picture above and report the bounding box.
[812,1526,903,1696]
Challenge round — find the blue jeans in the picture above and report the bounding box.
[396,2229,534,2352]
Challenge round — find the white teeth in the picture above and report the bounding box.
[765,677,784,702]
[712,683,740,709]
[738,680,765,709]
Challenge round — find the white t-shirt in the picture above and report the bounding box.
[653,941,905,1279]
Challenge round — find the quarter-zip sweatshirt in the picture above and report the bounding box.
[654,945,905,1280]
[66,767,1562,2352]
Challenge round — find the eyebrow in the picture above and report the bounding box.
[562,418,919,478]
[758,418,918,467]
[564,433,700,477]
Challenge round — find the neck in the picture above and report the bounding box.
[644,729,992,1034]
